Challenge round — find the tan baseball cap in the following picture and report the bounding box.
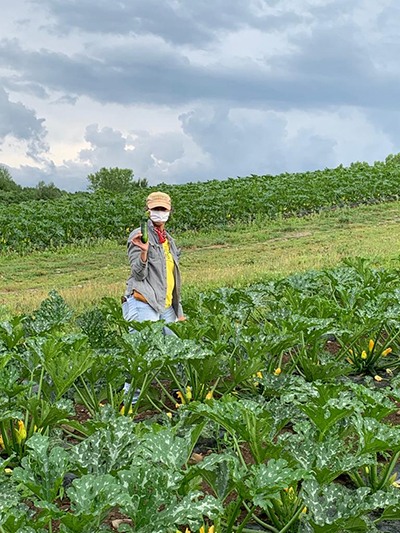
[146,191,171,210]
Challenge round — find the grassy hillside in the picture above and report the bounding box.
[1,200,399,317]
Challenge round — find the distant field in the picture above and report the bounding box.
[1,200,399,317]
[1,158,399,254]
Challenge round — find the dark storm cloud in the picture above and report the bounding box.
[0,20,397,112]
[0,87,48,159]
[33,0,302,46]
[266,23,379,107]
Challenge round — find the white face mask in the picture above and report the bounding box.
[149,209,170,223]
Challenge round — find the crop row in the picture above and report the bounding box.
[1,258,400,532]
[1,158,400,253]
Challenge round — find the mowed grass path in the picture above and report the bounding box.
[1,201,399,317]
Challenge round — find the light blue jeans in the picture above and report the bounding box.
[122,295,177,335]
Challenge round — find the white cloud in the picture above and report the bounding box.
[8,105,393,191]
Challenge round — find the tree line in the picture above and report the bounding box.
[0,166,148,203]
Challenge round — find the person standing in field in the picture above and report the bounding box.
[122,191,185,330]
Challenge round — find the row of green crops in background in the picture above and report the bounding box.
[1,158,400,253]
[1,258,400,532]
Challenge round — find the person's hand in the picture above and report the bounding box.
[177,316,186,322]
[131,232,149,252]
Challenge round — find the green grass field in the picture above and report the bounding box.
[1,200,399,318]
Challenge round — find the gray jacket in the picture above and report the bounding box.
[125,220,184,317]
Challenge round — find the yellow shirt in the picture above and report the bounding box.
[162,239,175,308]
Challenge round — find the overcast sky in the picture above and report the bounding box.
[0,0,399,191]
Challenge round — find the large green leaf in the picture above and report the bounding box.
[245,459,306,509]
[349,382,399,421]
[29,334,93,399]
[24,291,73,336]
[66,474,125,516]
[284,424,373,485]
[0,318,25,350]
[354,416,400,454]
[187,398,286,463]
[117,465,221,533]
[12,433,69,503]
[71,413,140,475]
[138,424,205,472]
[302,478,400,528]
[25,398,71,431]
[189,453,239,501]
[298,383,354,440]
